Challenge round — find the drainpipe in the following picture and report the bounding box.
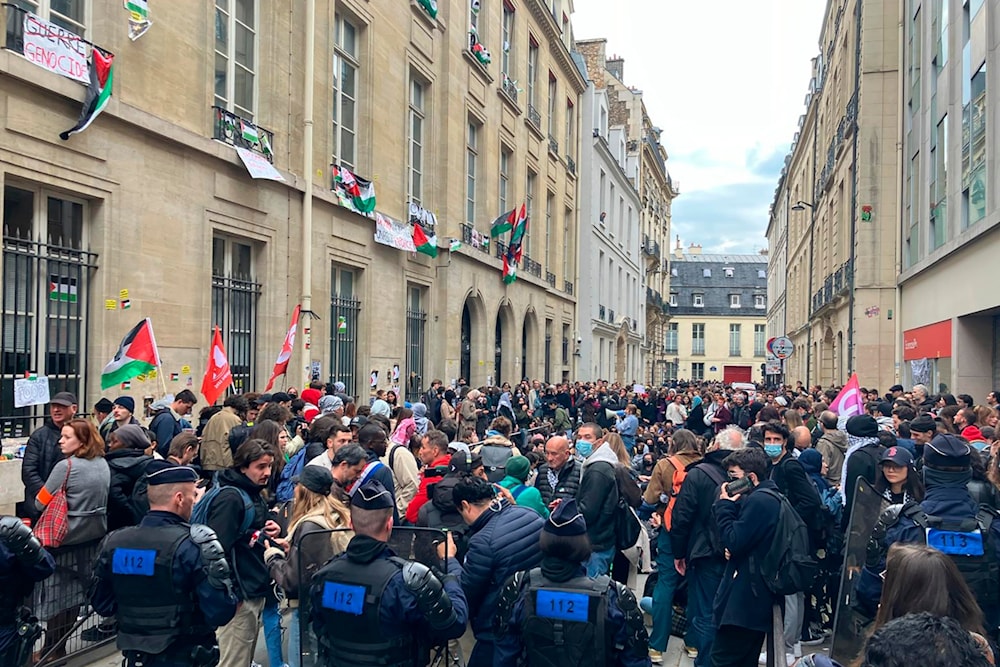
[847,0,862,376]
[893,0,904,385]
[299,0,316,383]
[806,106,817,386]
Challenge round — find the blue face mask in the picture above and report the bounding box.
[575,440,594,458]
[763,444,784,458]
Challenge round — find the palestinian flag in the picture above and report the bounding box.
[241,120,259,144]
[502,251,517,284]
[509,203,528,246]
[60,48,114,140]
[333,166,377,213]
[49,276,78,303]
[101,318,161,390]
[490,207,516,237]
[413,224,438,258]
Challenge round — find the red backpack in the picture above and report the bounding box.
[662,455,688,531]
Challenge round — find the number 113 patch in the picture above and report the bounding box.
[926,528,984,556]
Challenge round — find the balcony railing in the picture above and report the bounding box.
[566,155,576,175]
[547,135,559,155]
[4,3,114,76]
[811,259,853,315]
[500,74,519,105]
[524,256,542,277]
[527,104,542,130]
[460,223,491,254]
[495,240,509,260]
[546,271,556,287]
[564,280,574,295]
[213,106,275,162]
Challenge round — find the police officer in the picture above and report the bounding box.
[858,434,1000,636]
[0,516,55,666]
[493,499,651,667]
[90,461,239,666]
[309,480,469,667]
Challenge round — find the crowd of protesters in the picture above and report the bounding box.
[8,376,1000,667]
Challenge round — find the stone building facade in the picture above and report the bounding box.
[0,0,584,434]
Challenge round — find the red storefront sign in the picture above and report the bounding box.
[902,320,952,361]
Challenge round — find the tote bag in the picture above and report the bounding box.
[34,459,72,548]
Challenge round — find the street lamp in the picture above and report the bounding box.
[791,200,816,386]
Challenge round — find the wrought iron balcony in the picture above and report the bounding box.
[213,106,275,162]
[460,223,491,254]
[566,155,576,175]
[523,256,542,277]
[4,3,114,78]
[564,280,574,295]
[810,259,853,315]
[527,104,542,130]
[546,271,556,287]
[495,240,509,260]
[547,135,559,156]
[500,74,519,105]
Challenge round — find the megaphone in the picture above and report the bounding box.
[606,408,619,420]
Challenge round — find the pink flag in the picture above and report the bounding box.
[829,373,865,417]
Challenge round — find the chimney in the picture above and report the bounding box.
[688,243,702,256]
[673,235,684,259]
[606,56,624,82]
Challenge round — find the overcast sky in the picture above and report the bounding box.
[572,0,827,254]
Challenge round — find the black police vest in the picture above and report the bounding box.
[104,524,212,654]
[313,555,421,667]
[523,569,609,667]
[907,504,1000,606]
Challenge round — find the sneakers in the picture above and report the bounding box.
[757,651,797,666]
[685,646,699,658]
[800,630,826,646]
[649,649,663,664]
[80,624,116,642]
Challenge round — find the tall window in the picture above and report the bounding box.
[907,152,920,265]
[729,324,741,356]
[931,115,948,249]
[330,266,360,396]
[2,185,94,427]
[910,8,921,112]
[545,193,553,269]
[562,207,571,280]
[466,120,479,225]
[547,75,557,137]
[14,0,86,36]
[692,323,705,355]
[332,15,359,170]
[527,40,538,109]
[598,170,607,222]
[754,324,766,357]
[499,147,511,214]
[934,0,949,70]
[215,0,257,119]
[501,4,514,78]
[408,77,426,206]
[405,286,426,402]
[665,323,678,354]
[525,170,536,256]
[565,100,575,160]
[963,62,987,228]
[691,362,704,381]
[212,235,260,394]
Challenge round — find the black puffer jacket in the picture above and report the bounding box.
[20,420,63,521]
[105,448,153,530]
[671,449,728,564]
[461,500,543,640]
[534,457,581,506]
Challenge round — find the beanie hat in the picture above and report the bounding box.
[909,414,937,433]
[298,465,333,496]
[506,455,530,482]
[301,388,322,406]
[846,415,878,438]
[114,424,150,450]
[113,396,135,414]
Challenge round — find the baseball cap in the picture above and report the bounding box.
[880,446,913,467]
[256,393,273,405]
[271,392,291,403]
[50,392,77,407]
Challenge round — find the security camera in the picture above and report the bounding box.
[576,336,583,345]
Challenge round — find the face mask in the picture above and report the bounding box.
[575,440,594,458]
[764,444,784,458]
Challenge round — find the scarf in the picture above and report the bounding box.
[546,467,559,492]
[540,555,581,583]
[839,434,879,501]
[923,467,973,488]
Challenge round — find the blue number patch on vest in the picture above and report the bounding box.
[321,582,366,615]
[111,548,156,576]
[926,528,984,556]
[536,590,589,622]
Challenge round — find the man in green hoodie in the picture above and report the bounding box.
[498,456,549,518]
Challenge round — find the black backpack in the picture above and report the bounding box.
[481,444,513,483]
[752,488,818,596]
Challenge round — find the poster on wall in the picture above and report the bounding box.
[910,358,930,386]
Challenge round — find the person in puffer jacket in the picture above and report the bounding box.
[453,475,543,667]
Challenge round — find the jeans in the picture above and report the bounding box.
[649,529,679,651]
[262,599,285,667]
[688,558,726,667]
[586,547,616,577]
[287,608,300,667]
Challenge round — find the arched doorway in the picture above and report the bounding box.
[495,316,503,383]
[522,308,538,381]
[615,333,626,384]
[495,301,516,384]
[461,304,472,384]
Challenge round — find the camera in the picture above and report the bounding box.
[725,476,753,497]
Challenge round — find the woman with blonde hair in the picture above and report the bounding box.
[264,466,352,667]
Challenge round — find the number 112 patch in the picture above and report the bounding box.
[536,590,589,622]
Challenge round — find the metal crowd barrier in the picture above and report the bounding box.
[295,526,458,667]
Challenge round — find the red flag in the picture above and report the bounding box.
[265,305,301,391]
[201,325,233,405]
[829,373,865,417]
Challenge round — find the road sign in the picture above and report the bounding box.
[765,354,783,375]
[770,336,794,359]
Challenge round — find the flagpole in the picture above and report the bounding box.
[145,317,170,397]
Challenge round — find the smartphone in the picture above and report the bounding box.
[725,476,753,497]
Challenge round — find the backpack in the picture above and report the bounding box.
[817,486,845,556]
[128,457,156,519]
[190,475,256,538]
[660,455,689,531]
[275,448,310,503]
[752,488,819,596]
[481,444,513,483]
[613,467,642,551]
